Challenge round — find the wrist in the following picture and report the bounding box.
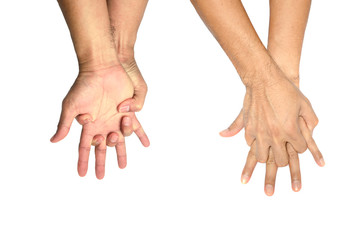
[117,46,135,65]
[77,47,120,72]
[240,55,286,89]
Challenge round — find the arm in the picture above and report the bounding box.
[240,0,324,196]
[93,0,150,147]
[192,0,319,167]
[52,0,149,179]
[108,0,149,112]
[267,0,312,83]
[57,0,118,71]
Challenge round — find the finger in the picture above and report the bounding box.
[132,115,150,147]
[255,140,269,163]
[117,91,146,113]
[219,109,244,137]
[92,135,105,146]
[95,138,107,180]
[272,142,289,167]
[300,100,319,131]
[245,131,255,146]
[299,117,325,167]
[78,128,94,177]
[118,62,147,112]
[265,150,278,196]
[50,100,77,143]
[241,143,258,184]
[115,133,127,169]
[121,116,134,137]
[106,132,119,147]
[288,123,307,154]
[76,113,92,125]
[287,143,302,192]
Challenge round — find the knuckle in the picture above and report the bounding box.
[96,148,107,154]
[313,116,319,127]
[135,102,143,111]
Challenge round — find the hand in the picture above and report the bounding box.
[104,52,148,146]
[221,65,319,167]
[221,75,324,195]
[241,117,324,196]
[50,65,148,179]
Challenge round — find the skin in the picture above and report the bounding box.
[91,0,149,147]
[218,0,324,196]
[191,0,320,169]
[51,0,149,179]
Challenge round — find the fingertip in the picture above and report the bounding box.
[265,184,274,196]
[219,128,239,137]
[241,174,250,184]
[50,126,70,143]
[118,105,130,113]
[77,166,87,177]
[317,158,325,167]
[142,138,150,147]
[219,129,228,137]
[292,180,302,192]
[96,174,104,180]
[119,161,127,169]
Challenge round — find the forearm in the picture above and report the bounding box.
[58,0,118,71]
[107,0,148,60]
[267,0,311,81]
[191,0,277,86]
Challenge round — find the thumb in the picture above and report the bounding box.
[219,109,244,137]
[50,102,77,143]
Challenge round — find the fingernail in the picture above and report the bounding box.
[119,105,130,113]
[110,136,118,143]
[265,184,274,196]
[124,117,131,126]
[83,118,91,124]
[292,180,301,192]
[318,158,325,167]
[241,174,250,184]
[50,134,55,142]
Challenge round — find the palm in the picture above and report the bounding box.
[64,66,134,122]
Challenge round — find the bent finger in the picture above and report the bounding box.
[255,140,269,163]
[76,113,92,126]
[92,135,105,146]
[272,142,289,167]
[121,116,134,137]
[106,132,119,147]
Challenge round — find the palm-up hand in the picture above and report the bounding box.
[50,65,149,179]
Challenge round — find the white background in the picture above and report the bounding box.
[0,0,359,239]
